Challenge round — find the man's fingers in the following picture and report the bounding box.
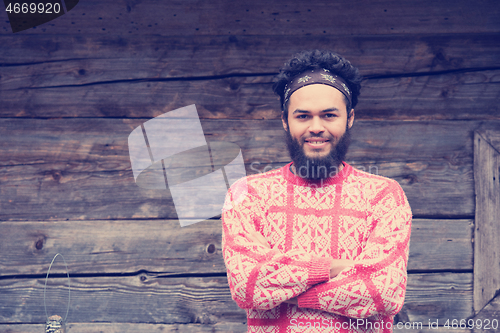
[245,232,256,242]
[247,231,271,249]
[329,259,355,278]
[252,232,271,248]
[246,232,261,243]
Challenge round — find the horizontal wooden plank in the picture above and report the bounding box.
[1,34,499,86]
[401,273,473,323]
[0,119,486,220]
[0,118,480,166]
[0,275,245,324]
[0,322,474,333]
[0,273,473,324]
[0,219,224,276]
[0,218,472,276]
[1,70,500,120]
[0,159,473,219]
[407,219,473,271]
[0,322,249,333]
[1,0,498,35]
[357,69,500,121]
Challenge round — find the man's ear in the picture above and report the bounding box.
[281,111,288,131]
[348,109,355,129]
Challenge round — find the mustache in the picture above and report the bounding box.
[284,127,351,180]
[302,135,332,140]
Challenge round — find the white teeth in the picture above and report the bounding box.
[309,141,326,144]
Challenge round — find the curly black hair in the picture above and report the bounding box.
[273,50,362,123]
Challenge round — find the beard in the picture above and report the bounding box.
[284,125,351,181]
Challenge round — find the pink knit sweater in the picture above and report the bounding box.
[222,162,412,333]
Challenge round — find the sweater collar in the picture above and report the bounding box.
[282,161,351,187]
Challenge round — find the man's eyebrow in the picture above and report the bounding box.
[292,108,340,115]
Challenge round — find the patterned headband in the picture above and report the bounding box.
[283,68,352,109]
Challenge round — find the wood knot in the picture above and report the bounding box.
[403,174,418,185]
[35,238,44,250]
[229,82,240,91]
[435,50,446,62]
[51,171,62,183]
[206,244,216,254]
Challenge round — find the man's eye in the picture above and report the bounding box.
[297,115,308,119]
[324,114,337,118]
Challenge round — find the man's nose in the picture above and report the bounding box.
[309,116,325,133]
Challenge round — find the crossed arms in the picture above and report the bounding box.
[245,230,355,306]
[221,178,412,319]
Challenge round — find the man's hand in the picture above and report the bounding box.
[329,259,355,279]
[246,231,271,249]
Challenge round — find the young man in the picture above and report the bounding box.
[221,50,412,332]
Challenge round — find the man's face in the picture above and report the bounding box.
[282,84,354,180]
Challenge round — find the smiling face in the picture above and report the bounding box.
[282,84,354,180]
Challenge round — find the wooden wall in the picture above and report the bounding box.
[1,1,500,332]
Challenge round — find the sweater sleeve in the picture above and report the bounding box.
[296,180,412,318]
[221,178,332,310]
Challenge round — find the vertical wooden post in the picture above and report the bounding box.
[474,130,500,314]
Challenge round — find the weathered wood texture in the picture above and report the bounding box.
[0,218,472,277]
[0,323,249,333]
[1,33,500,121]
[0,323,250,333]
[0,273,472,324]
[0,323,474,333]
[1,34,499,77]
[1,70,500,120]
[1,0,499,35]
[478,130,500,150]
[473,130,500,313]
[0,276,244,324]
[1,119,491,221]
[407,219,473,272]
[473,295,500,332]
[400,273,473,323]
